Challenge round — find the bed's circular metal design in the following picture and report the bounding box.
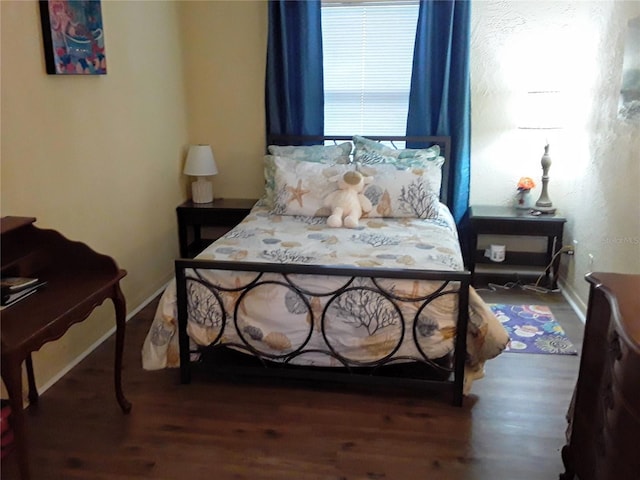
[282,273,355,297]
[320,286,405,366]
[191,268,263,292]
[371,277,451,302]
[412,290,460,362]
[233,280,314,360]
[185,277,227,347]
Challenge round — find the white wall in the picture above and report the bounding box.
[470,0,640,312]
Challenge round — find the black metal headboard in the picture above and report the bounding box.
[266,134,452,207]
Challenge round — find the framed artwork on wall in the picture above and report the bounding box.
[39,0,107,75]
[619,16,640,122]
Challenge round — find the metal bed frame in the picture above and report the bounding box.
[175,135,471,406]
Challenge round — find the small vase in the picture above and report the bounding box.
[515,190,533,209]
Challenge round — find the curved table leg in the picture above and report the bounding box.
[25,354,39,406]
[1,356,31,480]
[112,284,132,414]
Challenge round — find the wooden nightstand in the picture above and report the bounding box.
[177,198,257,258]
[467,205,567,289]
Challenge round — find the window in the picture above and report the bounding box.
[321,1,419,137]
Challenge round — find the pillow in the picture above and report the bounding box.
[353,135,441,169]
[267,142,352,164]
[357,160,444,219]
[263,155,279,208]
[269,156,353,216]
[263,143,352,208]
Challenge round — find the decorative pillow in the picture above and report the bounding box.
[269,156,353,216]
[263,155,279,208]
[263,144,352,208]
[357,160,444,219]
[267,142,352,164]
[353,135,441,169]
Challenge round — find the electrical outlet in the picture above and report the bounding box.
[564,245,575,255]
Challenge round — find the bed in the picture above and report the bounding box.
[142,135,509,406]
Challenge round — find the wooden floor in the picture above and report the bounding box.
[1,288,583,480]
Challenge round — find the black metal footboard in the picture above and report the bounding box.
[175,259,470,406]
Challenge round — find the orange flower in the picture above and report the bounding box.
[517,177,536,191]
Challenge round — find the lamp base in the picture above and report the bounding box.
[532,205,556,215]
[191,178,213,204]
[534,144,555,215]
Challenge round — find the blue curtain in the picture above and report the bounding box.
[406,0,471,223]
[266,0,324,142]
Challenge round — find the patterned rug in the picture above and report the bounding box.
[489,304,578,355]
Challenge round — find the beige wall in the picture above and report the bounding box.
[179,0,268,200]
[1,1,190,392]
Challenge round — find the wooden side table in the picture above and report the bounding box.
[0,217,131,480]
[177,198,257,258]
[467,205,567,288]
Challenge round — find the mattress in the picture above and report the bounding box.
[142,200,509,393]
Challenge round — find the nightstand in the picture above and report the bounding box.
[177,198,257,258]
[467,205,567,289]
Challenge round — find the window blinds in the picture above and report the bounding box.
[321,1,419,137]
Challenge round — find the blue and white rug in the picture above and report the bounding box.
[489,304,578,355]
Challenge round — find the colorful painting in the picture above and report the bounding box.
[39,0,107,75]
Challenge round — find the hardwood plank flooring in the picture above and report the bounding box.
[1,288,583,479]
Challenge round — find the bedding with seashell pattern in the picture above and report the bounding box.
[142,200,509,395]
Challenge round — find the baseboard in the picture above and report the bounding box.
[37,281,169,396]
[559,278,587,324]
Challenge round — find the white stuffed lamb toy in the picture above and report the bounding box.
[324,171,373,228]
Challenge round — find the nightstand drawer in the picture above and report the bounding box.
[470,218,563,236]
[185,208,249,226]
[466,205,566,288]
[176,198,257,258]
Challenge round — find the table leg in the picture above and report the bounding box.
[469,232,478,275]
[1,357,31,480]
[25,354,39,405]
[551,233,563,290]
[112,284,132,414]
[544,236,555,287]
[193,225,202,252]
[177,214,188,258]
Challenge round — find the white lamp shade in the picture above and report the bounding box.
[517,91,565,130]
[183,144,218,176]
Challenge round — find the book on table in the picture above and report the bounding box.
[0,278,47,307]
[0,277,41,292]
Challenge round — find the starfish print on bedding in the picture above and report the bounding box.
[287,180,310,207]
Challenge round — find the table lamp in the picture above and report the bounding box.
[518,91,563,214]
[183,144,218,203]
